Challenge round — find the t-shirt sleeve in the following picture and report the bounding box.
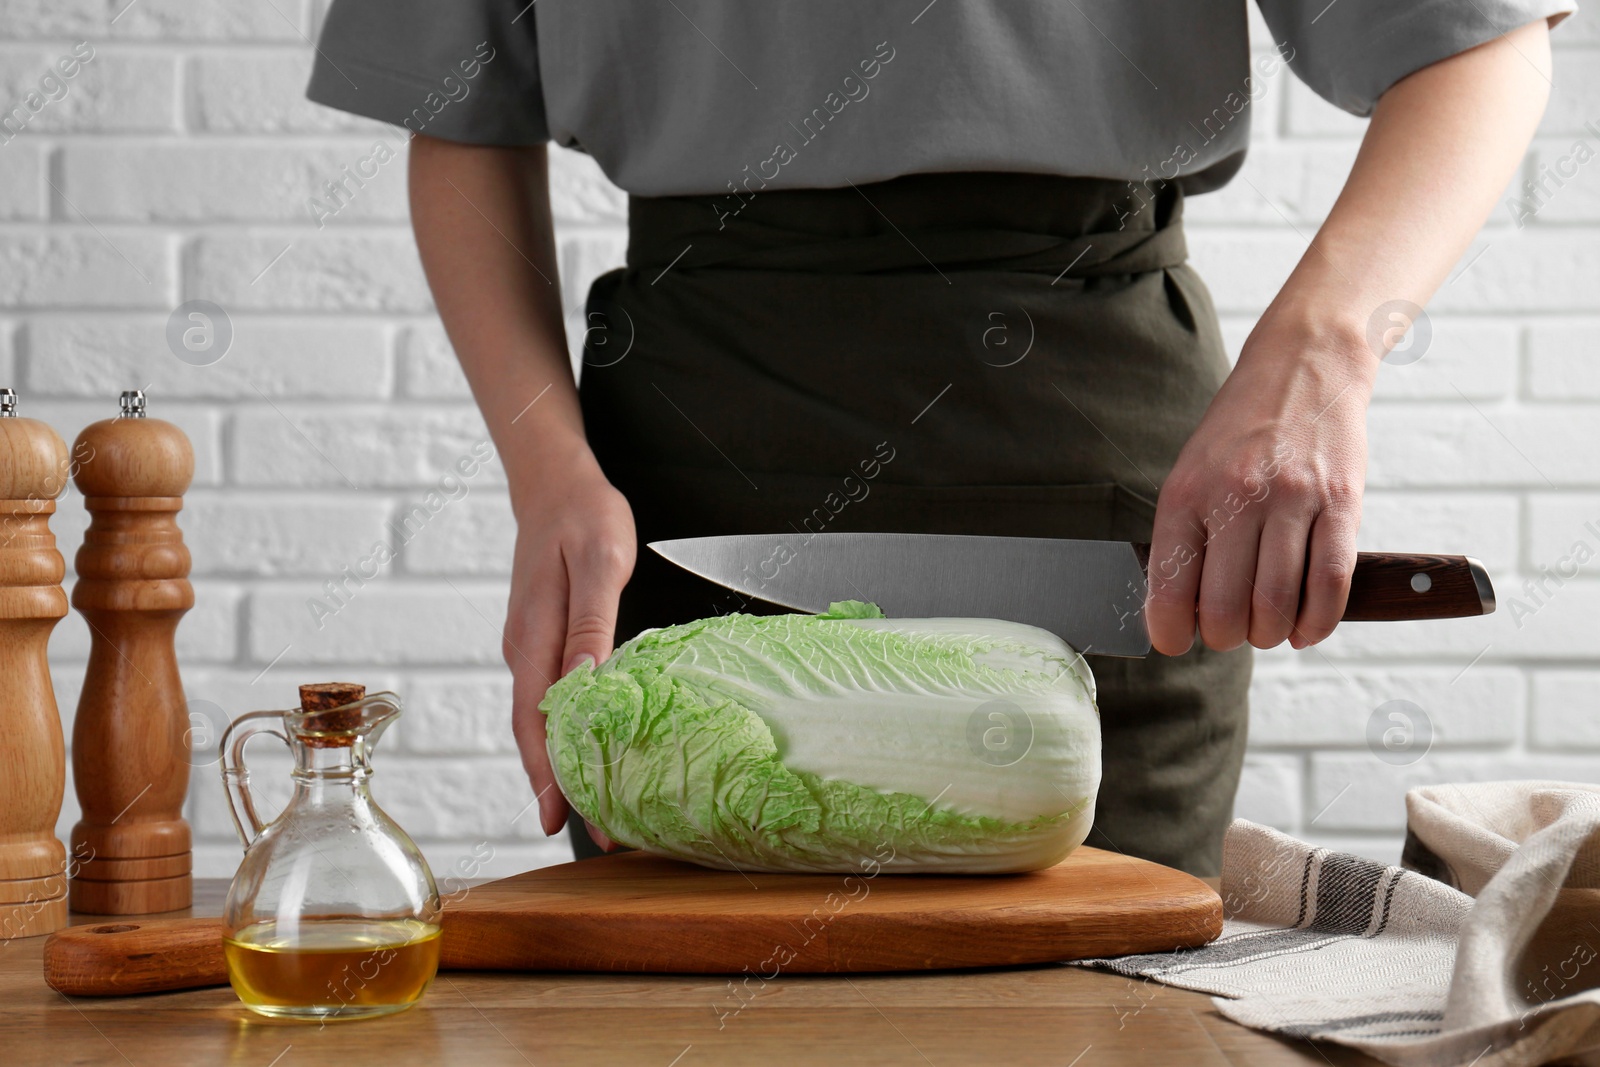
[307,0,547,144]
[1255,0,1577,117]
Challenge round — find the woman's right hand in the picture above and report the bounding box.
[504,448,637,842]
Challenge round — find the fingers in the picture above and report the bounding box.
[1248,511,1310,649]
[507,562,572,837]
[1146,487,1206,656]
[1196,512,1262,652]
[519,533,631,839]
[560,537,634,674]
[1294,499,1360,647]
[504,479,638,842]
[584,819,619,852]
[512,674,571,836]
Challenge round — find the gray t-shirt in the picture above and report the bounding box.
[307,0,1572,197]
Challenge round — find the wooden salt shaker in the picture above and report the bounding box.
[69,390,195,915]
[0,389,72,938]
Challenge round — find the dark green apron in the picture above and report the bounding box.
[569,172,1251,877]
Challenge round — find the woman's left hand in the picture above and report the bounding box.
[1145,322,1377,655]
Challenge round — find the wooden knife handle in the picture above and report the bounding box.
[1341,552,1495,621]
[1132,547,1494,622]
[44,918,227,996]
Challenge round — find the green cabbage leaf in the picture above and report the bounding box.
[540,602,1100,873]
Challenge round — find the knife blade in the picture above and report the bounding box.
[649,534,1496,657]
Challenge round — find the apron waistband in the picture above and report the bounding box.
[626,171,1188,278]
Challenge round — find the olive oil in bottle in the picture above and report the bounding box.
[223,918,441,1020]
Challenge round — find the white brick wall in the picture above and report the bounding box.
[2,3,1595,880]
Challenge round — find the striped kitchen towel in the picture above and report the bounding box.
[1078,782,1600,1067]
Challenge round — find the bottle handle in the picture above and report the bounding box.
[219,710,288,849]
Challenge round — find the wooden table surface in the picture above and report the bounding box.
[2,880,1384,1067]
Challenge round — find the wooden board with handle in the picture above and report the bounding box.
[44,846,1221,996]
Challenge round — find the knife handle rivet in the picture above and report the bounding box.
[1410,572,1432,593]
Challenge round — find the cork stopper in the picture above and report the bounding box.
[297,682,366,748]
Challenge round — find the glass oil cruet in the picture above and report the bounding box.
[218,682,442,1020]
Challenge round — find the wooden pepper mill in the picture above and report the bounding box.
[69,390,195,915]
[0,389,72,938]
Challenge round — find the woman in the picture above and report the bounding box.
[309,1,1566,875]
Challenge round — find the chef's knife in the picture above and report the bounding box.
[649,534,1495,657]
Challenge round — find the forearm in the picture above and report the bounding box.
[1148,18,1555,654]
[408,136,592,508]
[1255,18,1553,371]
